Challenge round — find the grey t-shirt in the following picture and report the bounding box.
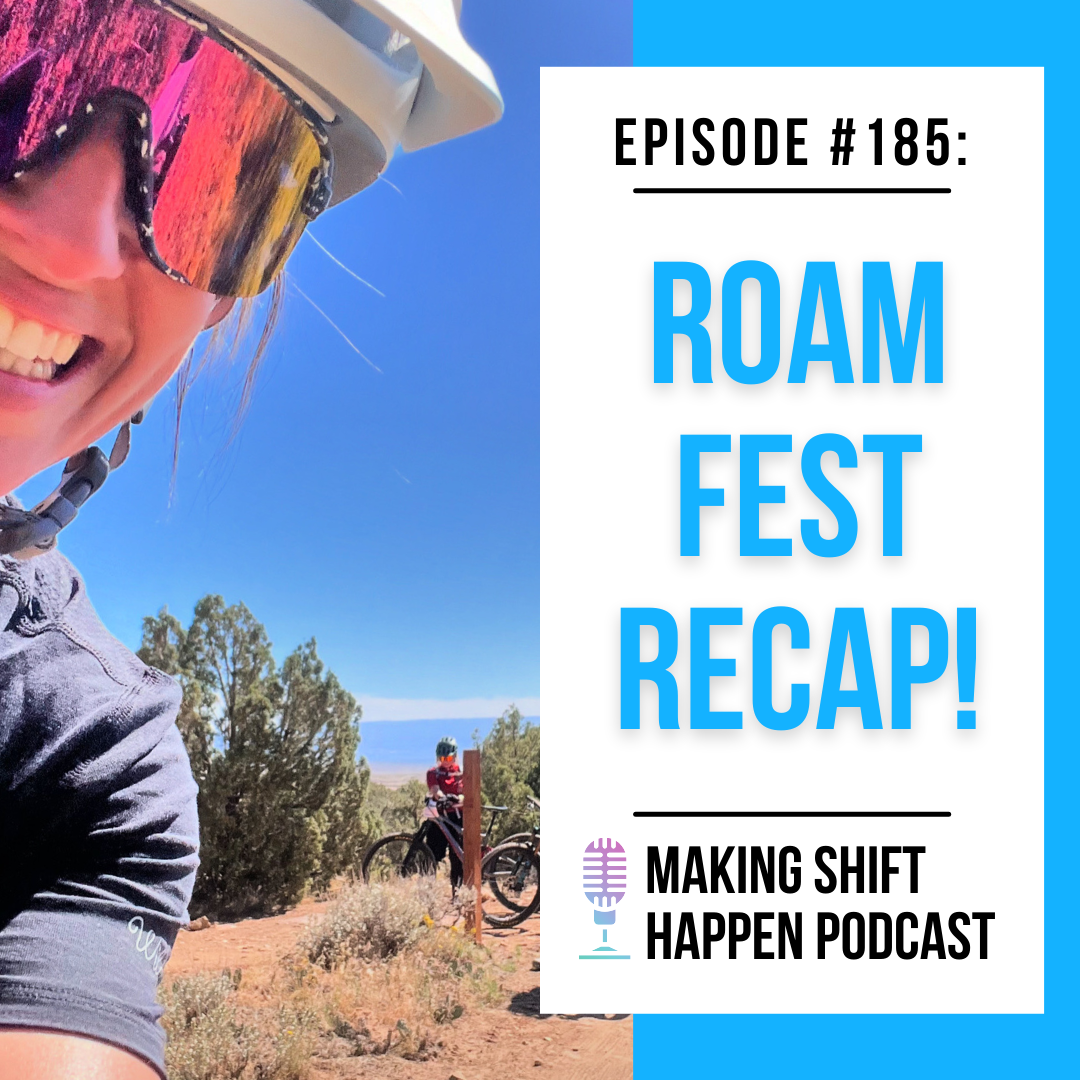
[0,540,198,1076]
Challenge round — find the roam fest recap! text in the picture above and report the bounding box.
[631,249,993,961]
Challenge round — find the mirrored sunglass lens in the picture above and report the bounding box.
[149,32,321,296]
[0,0,203,169]
[0,0,322,297]
[0,52,46,178]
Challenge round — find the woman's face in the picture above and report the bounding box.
[0,107,233,497]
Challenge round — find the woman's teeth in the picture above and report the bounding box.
[0,302,83,382]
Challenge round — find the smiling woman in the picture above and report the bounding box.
[0,2,501,1077]
[0,107,232,499]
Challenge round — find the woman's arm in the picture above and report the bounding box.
[0,1030,158,1080]
[0,556,199,1079]
[0,716,198,1079]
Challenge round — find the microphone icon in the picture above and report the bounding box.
[580,838,630,960]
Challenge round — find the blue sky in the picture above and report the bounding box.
[17,1,631,721]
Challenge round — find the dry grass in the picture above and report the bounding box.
[162,878,512,1078]
[299,877,442,967]
[163,972,253,1080]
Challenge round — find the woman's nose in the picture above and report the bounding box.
[0,114,131,285]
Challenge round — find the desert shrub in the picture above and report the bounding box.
[139,598,373,918]
[300,878,442,969]
[162,972,252,1080]
[164,882,514,1073]
[444,884,478,925]
[303,922,507,1059]
[476,705,539,841]
[162,971,323,1080]
[297,878,503,1045]
[413,924,505,1022]
[262,1003,320,1080]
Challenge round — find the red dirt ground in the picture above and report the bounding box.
[168,901,632,1080]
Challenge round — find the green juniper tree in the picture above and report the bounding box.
[139,596,376,918]
[475,705,540,842]
[365,778,429,832]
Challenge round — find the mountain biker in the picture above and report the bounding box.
[425,735,464,887]
[0,3,501,1078]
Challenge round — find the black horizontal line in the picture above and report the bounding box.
[633,187,951,195]
[633,811,951,818]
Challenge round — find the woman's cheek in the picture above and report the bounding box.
[131,267,222,365]
[123,271,222,397]
[56,280,221,453]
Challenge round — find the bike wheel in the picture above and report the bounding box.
[482,843,539,927]
[498,832,539,848]
[489,853,527,911]
[361,833,436,884]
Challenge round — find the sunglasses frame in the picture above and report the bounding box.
[4,0,334,295]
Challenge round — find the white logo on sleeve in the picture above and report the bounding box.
[128,916,170,977]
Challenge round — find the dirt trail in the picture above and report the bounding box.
[168,902,632,1080]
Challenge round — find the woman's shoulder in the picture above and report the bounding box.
[1,545,164,677]
[0,548,184,812]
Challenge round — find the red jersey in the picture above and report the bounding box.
[427,762,463,796]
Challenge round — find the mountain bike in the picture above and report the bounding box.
[484,795,540,917]
[361,798,503,883]
[498,794,541,849]
[481,837,539,925]
[361,799,539,927]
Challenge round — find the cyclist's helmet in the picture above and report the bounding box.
[436,736,458,759]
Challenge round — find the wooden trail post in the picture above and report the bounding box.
[463,748,483,943]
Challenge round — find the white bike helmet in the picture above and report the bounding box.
[183,0,504,202]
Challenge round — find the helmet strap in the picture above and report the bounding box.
[0,408,146,560]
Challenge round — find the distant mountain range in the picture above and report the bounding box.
[358,716,540,768]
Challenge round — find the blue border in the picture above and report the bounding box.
[632,2,1074,1075]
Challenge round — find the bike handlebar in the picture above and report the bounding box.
[426,799,510,814]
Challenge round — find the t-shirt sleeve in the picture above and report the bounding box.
[0,721,199,1077]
